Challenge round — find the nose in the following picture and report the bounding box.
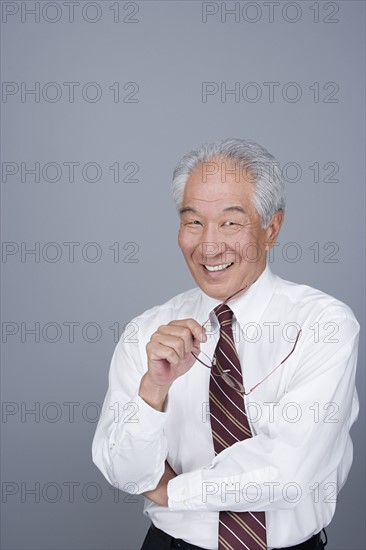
[199,222,226,263]
[201,221,222,242]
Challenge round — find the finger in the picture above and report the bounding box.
[157,325,199,355]
[150,333,188,360]
[169,318,207,343]
[146,341,182,367]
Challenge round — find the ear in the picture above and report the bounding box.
[264,210,284,251]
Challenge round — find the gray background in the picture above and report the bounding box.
[1,1,365,549]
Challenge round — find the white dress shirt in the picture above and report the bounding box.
[92,265,359,549]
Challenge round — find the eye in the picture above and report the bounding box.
[220,219,244,234]
[186,220,202,226]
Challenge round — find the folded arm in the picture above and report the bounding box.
[167,314,360,512]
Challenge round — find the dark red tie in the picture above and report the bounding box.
[209,303,267,550]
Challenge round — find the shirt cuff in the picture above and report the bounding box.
[167,469,205,511]
[116,391,168,442]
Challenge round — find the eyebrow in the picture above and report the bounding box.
[223,206,246,214]
[179,206,247,215]
[179,206,196,215]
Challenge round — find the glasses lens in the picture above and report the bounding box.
[222,372,244,393]
[192,350,212,368]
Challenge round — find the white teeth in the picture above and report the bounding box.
[204,263,233,272]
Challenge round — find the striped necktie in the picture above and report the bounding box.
[209,303,267,550]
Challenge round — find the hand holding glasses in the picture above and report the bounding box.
[191,286,302,395]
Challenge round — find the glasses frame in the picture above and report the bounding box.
[191,286,302,395]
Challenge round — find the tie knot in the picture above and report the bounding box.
[213,303,234,328]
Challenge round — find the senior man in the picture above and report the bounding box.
[92,139,359,550]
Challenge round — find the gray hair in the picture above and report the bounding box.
[172,138,285,228]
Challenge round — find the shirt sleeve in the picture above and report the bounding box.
[167,312,360,512]
[92,323,169,493]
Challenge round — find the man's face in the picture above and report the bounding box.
[178,158,283,301]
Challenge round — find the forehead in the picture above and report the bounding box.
[183,158,254,206]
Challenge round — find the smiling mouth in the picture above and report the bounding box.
[203,262,234,272]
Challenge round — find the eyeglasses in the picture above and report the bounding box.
[191,286,302,395]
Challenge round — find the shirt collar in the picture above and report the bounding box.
[197,264,276,329]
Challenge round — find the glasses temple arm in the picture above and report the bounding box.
[247,329,302,394]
